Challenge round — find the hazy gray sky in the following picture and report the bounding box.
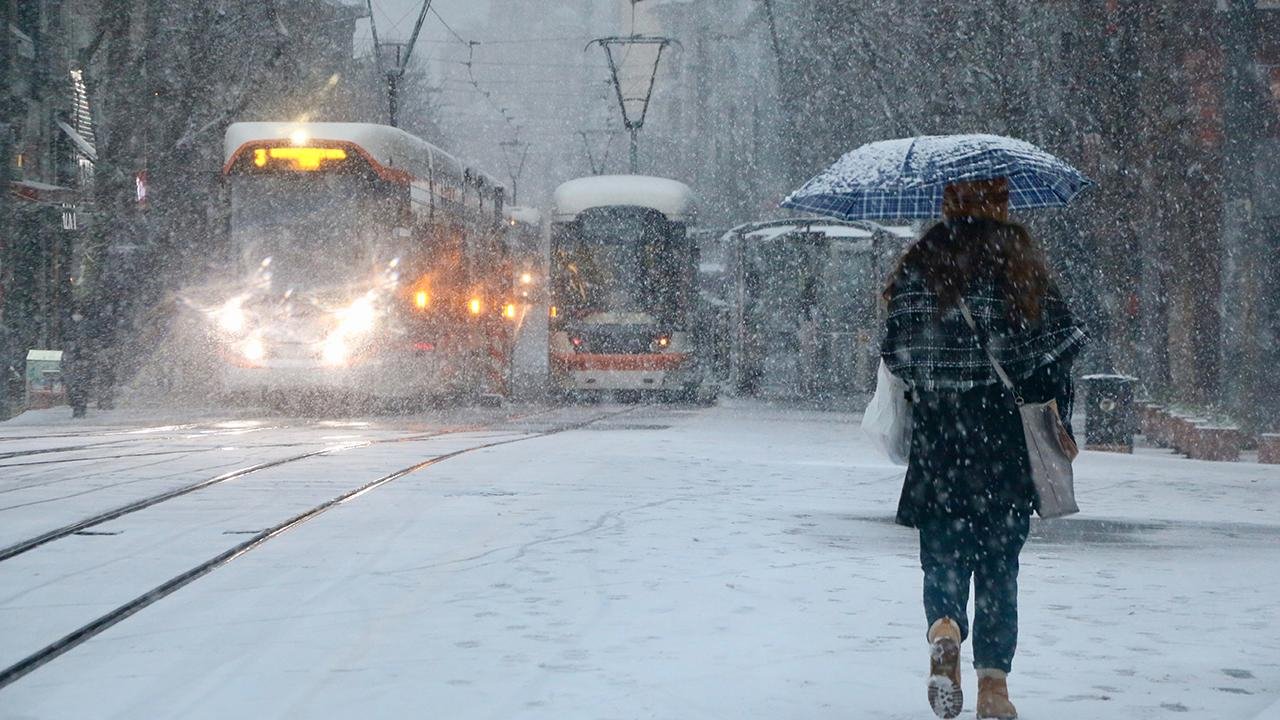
[344,0,490,57]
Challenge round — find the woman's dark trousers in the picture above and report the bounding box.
[919,511,1030,673]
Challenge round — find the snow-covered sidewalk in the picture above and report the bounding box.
[1,402,1276,718]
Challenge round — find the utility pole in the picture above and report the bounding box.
[499,138,528,204]
[366,0,433,127]
[760,0,805,184]
[588,34,677,174]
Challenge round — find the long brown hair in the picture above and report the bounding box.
[882,218,1053,325]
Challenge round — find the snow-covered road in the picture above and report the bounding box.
[1,402,1277,719]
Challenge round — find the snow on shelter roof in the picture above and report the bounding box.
[722,218,916,245]
[553,175,694,222]
[222,122,502,189]
[745,223,875,242]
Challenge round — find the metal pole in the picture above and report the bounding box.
[387,73,399,127]
[629,128,638,174]
[588,36,676,176]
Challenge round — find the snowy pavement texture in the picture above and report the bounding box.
[1,402,1278,719]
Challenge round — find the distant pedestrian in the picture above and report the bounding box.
[879,179,1087,719]
[63,313,89,418]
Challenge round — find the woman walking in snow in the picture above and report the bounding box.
[880,179,1087,719]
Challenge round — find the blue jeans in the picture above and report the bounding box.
[919,511,1031,673]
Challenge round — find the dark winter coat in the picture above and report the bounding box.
[882,275,1085,529]
[882,272,1086,392]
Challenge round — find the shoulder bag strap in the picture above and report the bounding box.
[957,299,1024,406]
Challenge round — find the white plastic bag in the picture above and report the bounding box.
[860,359,912,466]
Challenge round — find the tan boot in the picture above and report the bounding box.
[976,669,1018,719]
[927,618,963,719]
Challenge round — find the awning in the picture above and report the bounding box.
[10,179,76,204]
[57,119,97,162]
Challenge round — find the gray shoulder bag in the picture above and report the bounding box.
[959,300,1080,519]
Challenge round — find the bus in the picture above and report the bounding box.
[205,121,515,404]
[548,175,701,401]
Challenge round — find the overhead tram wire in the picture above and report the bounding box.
[424,6,523,142]
[437,59,610,69]
[428,4,468,46]
[449,35,596,45]
[424,7,622,174]
[437,74,611,88]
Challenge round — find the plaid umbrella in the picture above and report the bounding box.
[781,134,1094,220]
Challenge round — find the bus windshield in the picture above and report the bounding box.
[229,174,399,291]
[553,206,687,324]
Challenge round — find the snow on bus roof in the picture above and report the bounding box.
[223,121,501,188]
[553,175,694,222]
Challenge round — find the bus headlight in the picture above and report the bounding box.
[215,297,247,335]
[322,336,349,366]
[334,295,377,335]
[242,337,266,363]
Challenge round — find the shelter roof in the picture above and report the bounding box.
[722,218,915,245]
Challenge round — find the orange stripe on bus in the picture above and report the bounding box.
[223,140,413,185]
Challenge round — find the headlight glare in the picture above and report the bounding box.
[322,336,348,366]
[242,337,266,363]
[216,297,247,335]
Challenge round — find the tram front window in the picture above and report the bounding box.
[229,174,397,290]
[556,207,684,324]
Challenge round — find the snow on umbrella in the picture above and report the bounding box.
[781,134,1094,221]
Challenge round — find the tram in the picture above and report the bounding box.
[548,175,701,400]
[203,121,515,402]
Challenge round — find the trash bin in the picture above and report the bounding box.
[1080,374,1136,453]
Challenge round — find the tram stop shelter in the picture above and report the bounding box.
[720,219,913,402]
[24,349,65,409]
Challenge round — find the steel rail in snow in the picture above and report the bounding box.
[0,423,206,442]
[0,447,351,562]
[0,423,292,460]
[0,447,226,470]
[0,407,632,690]
[0,409,559,563]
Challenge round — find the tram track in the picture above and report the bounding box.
[0,407,560,563]
[0,405,631,690]
[0,447,316,493]
[0,446,227,470]
[0,453,244,497]
[0,423,207,443]
[0,435,386,472]
[0,423,300,463]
